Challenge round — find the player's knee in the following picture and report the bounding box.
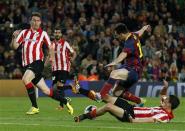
[22,76,31,85]
[57,81,63,87]
[105,103,113,111]
[42,88,50,95]
[110,71,117,78]
[113,90,122,97]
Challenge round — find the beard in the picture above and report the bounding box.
[55,36,60,40]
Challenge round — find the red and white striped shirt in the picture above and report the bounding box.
[52,39,74,72]
[133,107,174,122]
[16,28,51,67]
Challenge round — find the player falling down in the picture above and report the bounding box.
[50,27,76,110]
[10,12,73,115]
[72,23,150,105]
[74,80,180,123]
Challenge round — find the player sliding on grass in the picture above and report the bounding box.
[74,80,180,123]
[10,12,73,115]
[72,23,150,106]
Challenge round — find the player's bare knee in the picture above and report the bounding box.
[110,71,117,78]
[22,77,31,85]
[42,88,50,95]
[105,103,113,111]
[112,90,118,97]
[57,81,63,87]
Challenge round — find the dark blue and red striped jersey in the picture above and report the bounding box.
[121,33,143,77]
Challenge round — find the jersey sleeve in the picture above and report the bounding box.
[16,30,25,44]
[65,41,74,53]
[43,31,51,48]
[122,38,135,56]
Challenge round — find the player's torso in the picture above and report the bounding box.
[133,107,170,121]
[52,39,71,71]
[121,33,143,71]
[21,29,46,66]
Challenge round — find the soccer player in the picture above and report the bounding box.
[72,24,150,105]
[10,12,73,115]
[51,27,76,110]
[74,80,180,123]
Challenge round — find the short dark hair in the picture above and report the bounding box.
[114,23,128,34]
[169,95,180,110]
[31,12,42,19]
[54,27,61,31]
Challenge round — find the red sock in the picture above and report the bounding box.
[100,83,113,98]
[25,82,34,89]
[49,88,53,97]
[90,109,96,118]
[122,91,141,104]
[25,82,37,108]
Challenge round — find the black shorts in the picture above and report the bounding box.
[118,69,138,89]
[114,97,135,122]
[52,70,69,85]
[24,60,44,85]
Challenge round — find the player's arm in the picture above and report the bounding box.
[10,30,22,50]
[44,52,51,66]
[66,41,77,62]
[160,80,168,96]
[160,80,169,101]
[134,25,150,37]
[70,50,76,62]
[105,52,127,67]
[43,32,55,63]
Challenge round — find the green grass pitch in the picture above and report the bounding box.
[0,97,185,131]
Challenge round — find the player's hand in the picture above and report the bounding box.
[154,118,165,123]
[104,62,117,68]
[12,30,21,39]
[49,44,55,62]
[142,25,151,32]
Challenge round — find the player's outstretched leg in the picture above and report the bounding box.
[37,78,74,115]
[121,91,146,107]
[71,76,99,101]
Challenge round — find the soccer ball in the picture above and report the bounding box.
[84,105,97,114]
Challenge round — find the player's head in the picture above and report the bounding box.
[30,12,42,30]
[161,95,180,110]
[54,27,62,40]
[169,95,180,110]
[114,23,129,41]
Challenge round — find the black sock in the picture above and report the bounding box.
[78,113,92,121]
[57,86,65,107]
[50,89,67,105]
[26,87,38,108]
[79,88,90,97]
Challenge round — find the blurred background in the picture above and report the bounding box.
[0,0,185,82]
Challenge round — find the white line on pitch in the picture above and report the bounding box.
[0,122,184,131]
[1,117,184,123]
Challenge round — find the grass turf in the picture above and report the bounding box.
[0,97,185,131]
